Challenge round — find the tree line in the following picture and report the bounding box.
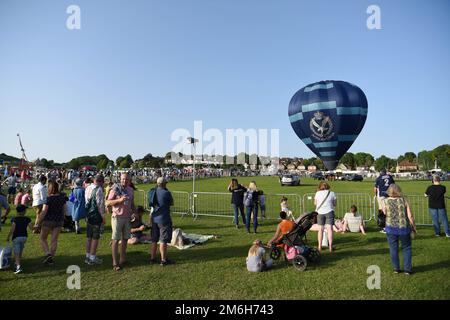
[1,144,448,172]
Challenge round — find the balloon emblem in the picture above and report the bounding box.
[288,80,368,170]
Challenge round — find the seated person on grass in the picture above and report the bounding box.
[267,211,296,247]
[310,219,345,233]
[128,206,151,245]
[342,205,366,234]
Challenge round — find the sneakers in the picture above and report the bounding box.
[42,254,53,265]
[14,266,23,274]
[393,270,401,274]
[379,229,386,234]
[84,257,91,265]
[160,259,174,266]
[435,234,440,237]
[404,271,413,275]
[89,257,103,265]
[446,234,450,238]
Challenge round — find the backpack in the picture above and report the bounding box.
[148,187,159,208]
[244,192,253,207]
[0,245,12,269]
[85,187,103,225]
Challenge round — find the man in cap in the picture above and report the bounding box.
[149,177,174,266]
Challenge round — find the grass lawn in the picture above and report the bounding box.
[0,177,449,299]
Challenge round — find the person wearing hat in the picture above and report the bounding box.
[374,168,395,233]
[149,177,174,266]
[71,178,86,234]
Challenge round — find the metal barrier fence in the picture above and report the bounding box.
[191,192,302,220]
[136,188,448,227]
[303,193,374,222]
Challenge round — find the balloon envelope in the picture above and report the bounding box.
[288,80,368,170]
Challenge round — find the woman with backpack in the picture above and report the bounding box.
[244,181,260,234]
[314,181,337,252]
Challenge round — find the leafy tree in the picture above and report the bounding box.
[339,153,355,169]
[375,155,395,172]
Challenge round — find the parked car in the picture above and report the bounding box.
[280,174,300,186]
[311,172,324,180]
[342,174,364,181]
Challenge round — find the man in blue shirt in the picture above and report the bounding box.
[149,177,174,266]
[374,169,395,233]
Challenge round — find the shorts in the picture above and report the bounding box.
[8,187,16,195]
[41,220,64,230]
[317,211,335,226]
[33,205,44,215]
[86,223,102,240]
[377,196,386,210]
[111,216,131,241]
[151,222,173,244]
[12,237,27,254]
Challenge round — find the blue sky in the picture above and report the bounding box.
[0,0,449,163]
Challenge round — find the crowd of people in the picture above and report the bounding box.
[0,168,448,276]
[242,170,448,274]
[0,172,176,274]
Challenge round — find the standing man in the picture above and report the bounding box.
[425,175,449,237]
[149,177,174,266]
[32,175,48,234]
[84,174,105,265]
[5,173,18,204]
[374,169,395,233]
[106,173,134,271]
[0,190,10,227]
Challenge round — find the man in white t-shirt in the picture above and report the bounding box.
[32,175,48,233]
[314,181,337,252]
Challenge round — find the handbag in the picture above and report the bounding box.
[316,190,331,212]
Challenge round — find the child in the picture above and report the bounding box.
[259,191,266,220]
[342,205,366,234]
[246,239,273,272]
[280,197,295,221]
[6,205,33,274]
[128,206,152,245]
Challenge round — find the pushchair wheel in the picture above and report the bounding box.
[292,255,307,271]
[308,247,321,263]
[270,247,281,260]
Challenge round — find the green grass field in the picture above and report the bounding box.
[1,177,449,300]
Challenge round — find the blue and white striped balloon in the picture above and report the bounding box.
[288,80,368,170]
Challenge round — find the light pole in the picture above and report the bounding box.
[187,137,199,216]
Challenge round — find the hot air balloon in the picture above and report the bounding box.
[288,80,368,171]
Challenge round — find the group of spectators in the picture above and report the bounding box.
[245,170,448,274]
[0,172,176,274]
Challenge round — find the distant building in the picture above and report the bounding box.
[396,160,419,173]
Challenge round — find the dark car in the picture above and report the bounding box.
[343,174,363,181]
[311,172,324,180]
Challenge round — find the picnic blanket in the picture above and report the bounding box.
[169,228,215,250]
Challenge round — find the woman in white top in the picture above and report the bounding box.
[314,181,337,252]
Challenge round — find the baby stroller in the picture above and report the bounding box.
[269,211,321,271]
